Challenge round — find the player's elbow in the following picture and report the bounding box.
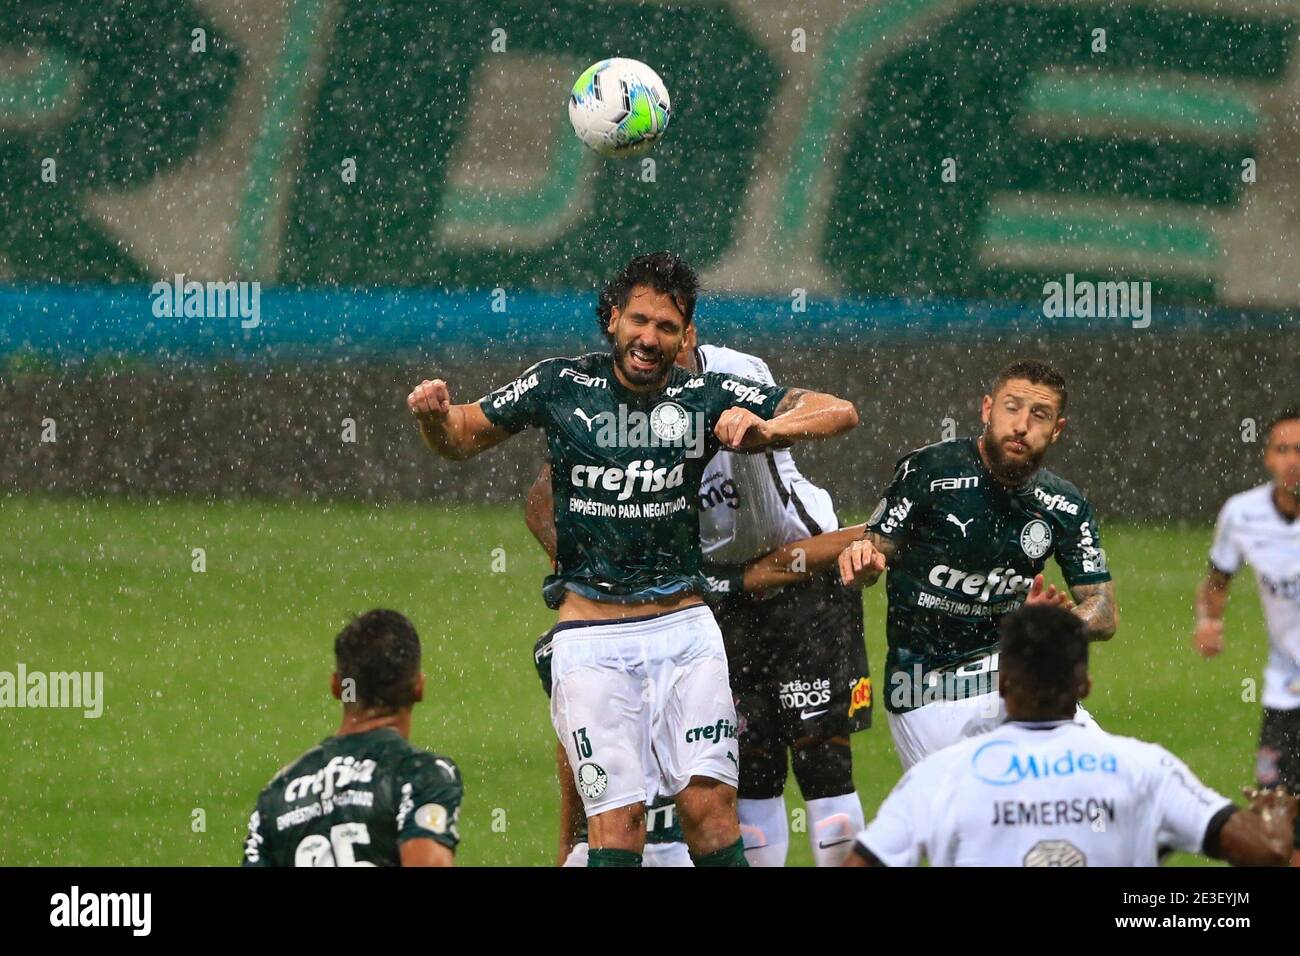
[828,396,859,433]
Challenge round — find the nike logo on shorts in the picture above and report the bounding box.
[801,709,828,720]
[818,837,853,849]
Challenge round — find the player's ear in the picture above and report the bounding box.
[1051,416,1066,443]
[681,321,696,351]
[606,305,620,337]
[980,393,993,425]
[413,672,425,704]
[331,672,343,701]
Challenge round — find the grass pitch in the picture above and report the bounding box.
[0,498,1268,866]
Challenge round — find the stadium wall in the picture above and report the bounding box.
[5,325,1295,522]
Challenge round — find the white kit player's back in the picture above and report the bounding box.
[858,719,1233,867]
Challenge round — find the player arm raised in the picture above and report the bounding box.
[715,387,858,453]
[1192,566,1233,658]
[407,378,513,461]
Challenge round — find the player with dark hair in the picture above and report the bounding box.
[1194,408,1300,865]
[846,604,1296,867]
[407,251,858,867]
[242,609,462,867]
[839,359,1118,768]
[525,315,872,866]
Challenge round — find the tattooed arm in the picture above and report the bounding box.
[1069,580,1118,641]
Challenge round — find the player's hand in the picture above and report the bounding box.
[1025,573,1074,610]
[838,538,886,588]
[1242,785,1298,830]
[1192,618,1224,658]
[407,378,452,422]
[715,407,770,452]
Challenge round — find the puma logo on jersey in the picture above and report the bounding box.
[898,459,916,481]
[572,408,600,431]
[946,513,974,537]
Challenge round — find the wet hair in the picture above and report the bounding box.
[1266,409,1300,440]
[334,609,421,710]
[596,251,700,341]
[991,359,1068,416]
[998,605,1088,708]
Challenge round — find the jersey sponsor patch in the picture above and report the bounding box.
[848,677,872,717]
[414,803,449,835]
[1024,839,1086,867]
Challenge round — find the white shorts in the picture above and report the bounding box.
[550,604,740,817]
[563,841,693,867]
[887,692,1099,770]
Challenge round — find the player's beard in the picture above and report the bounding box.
[613,337,673,388]
[982,425,1048,486]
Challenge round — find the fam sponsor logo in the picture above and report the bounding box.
[1033,487,1079,515]
[720,378,768,405]
[559,367,608,388]
[931,475,979,491]
[972,739,1119,786]
[151,273,261,329]
[574,402,707,458]
[50,886,151,936]
[684,718,738,743]
[1042,273,1151,329]
[927,564,1034,602]
[569,459,686,501]
[0,663,103,718]
[848,676,872,717]
[491,371,539,409]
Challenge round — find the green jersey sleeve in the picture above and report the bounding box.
[396,753,463,852]
[477,360,557,434]
[865,449,928,542]
[703,371,788,426]
[241,796,274,867]
[1053,499,1111,586]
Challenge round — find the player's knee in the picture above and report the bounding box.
[791,738,854,800]
[737,744,787,800]
[676,776,739,849]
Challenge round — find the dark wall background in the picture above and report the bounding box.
[4,329,1293,522]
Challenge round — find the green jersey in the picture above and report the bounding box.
[479,352,788,609]
[864,437,1111,714]
[242,728,462,866]
[533,632,684,845]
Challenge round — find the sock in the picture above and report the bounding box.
[807,792,865,867]
[587,847,642,867]
[738,796,789,867]
[690,837,749,868]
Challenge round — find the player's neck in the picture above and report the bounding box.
[336,710,410,739]
[1273,483,1300,521]
[610,360,670,394]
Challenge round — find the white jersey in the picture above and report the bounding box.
[856,719,1234,867]
[694,344,838,563]
[1209,483,1300,710]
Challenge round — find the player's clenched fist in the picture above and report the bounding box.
[407,379,452,421]
[838,537,886,588]
[715,406,768,451]
[1192,618,1224,658]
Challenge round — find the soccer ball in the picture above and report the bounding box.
[568,58,671,158]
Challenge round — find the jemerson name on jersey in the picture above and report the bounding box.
[865,438,1111,713]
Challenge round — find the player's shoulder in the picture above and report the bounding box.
[532,352,609,380]
[395,744,463,789]
[696,343,774,384]
[1217,482,1274,523]
[260,739,328,794]
[895,437,977,478]
[1028,468,1095,521]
